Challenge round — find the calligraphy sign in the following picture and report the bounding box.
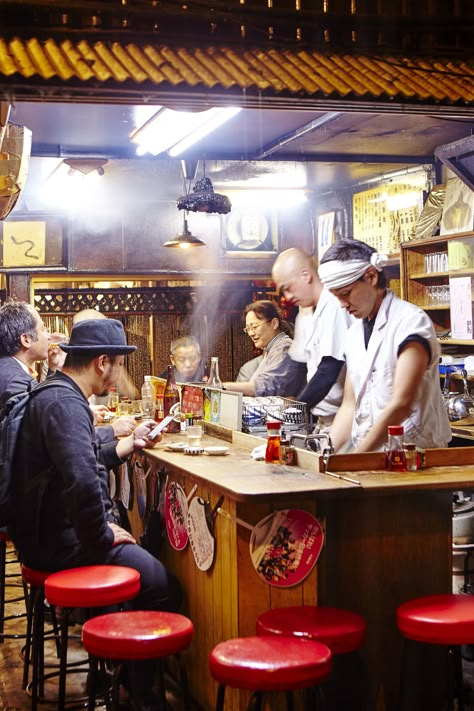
[3,221,46,267]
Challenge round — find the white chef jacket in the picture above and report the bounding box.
[289,288,352,418]
[345,290,451,450]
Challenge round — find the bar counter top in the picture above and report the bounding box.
[144,428,474,501]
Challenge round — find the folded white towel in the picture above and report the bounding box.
[251,444,267,460]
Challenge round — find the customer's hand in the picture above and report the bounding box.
[115,420,161,459]
[111,415,136,438]
[132,420,162,449]
[108,522,136,546]
[90,404,110,425]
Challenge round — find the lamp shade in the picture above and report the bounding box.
[163,218,206,248]
[177,176,231,214]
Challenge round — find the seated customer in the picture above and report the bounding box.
[0,300,50,402]
[161,335,204,382]
[9,318,181,708]
[223,300,300,397]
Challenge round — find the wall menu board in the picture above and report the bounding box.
[353,183,422,253]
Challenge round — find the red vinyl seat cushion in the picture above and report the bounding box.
[44,565,140,608]
[397,594,474,646]
[82,611,194,660]
[209,636,332,692]
[256,605,366,655]
[21,565,51,587]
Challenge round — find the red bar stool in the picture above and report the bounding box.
[397,593,474,711]
[209,635,332,710]
[0,530,28,643]
[44,565,141,710]
[81,610,194,710]
[21,565,61,711]
[256,605,366,655]
[256,605,367,709]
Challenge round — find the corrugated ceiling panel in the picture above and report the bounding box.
[0,37,472,104]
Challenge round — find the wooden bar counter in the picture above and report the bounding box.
[132,430,474,711]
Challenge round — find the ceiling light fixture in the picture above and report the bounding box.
[129,106,242,157]
[163,213,206,249]
[63,158,108,176]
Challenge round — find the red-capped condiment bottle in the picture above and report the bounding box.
[385,425,407,471]
[265,420,282,464]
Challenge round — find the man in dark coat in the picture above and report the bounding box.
[0,299,50,402]
[9,318,181,710]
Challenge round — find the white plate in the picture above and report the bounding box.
[204,446,230,456]
[165,442,187,452]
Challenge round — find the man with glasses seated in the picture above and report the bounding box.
[223,300,302,397]
[161,335,204,383]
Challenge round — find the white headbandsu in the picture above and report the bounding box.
[318,252,389,289]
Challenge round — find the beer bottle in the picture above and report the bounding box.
[164,365,180,433]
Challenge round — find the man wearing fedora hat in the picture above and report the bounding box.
[9,319,181,706]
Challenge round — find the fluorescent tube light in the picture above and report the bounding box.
[129,106,242,157]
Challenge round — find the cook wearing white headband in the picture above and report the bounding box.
[318,239,450,455]
[318,251,389,291]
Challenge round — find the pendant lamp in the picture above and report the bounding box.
[163,213,206,249]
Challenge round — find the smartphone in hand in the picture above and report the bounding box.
[147,414,175,441]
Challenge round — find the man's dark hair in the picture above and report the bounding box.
[0,300,38,357]
[320,239,387,289]
[63,352,120,371]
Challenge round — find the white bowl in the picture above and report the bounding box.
[204,446,230,456]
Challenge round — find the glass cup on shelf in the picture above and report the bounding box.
[425,253,432,274]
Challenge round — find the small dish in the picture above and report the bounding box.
[204,446,230,456]
[165,442,187,452]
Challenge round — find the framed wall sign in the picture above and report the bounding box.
[0,215,65,269]
[222,208,278,255]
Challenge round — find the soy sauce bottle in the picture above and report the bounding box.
[265,420,282,464]
[385,425,407,471]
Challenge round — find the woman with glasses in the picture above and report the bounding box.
[223,300,300,397]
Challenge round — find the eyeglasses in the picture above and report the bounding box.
[243,320,270,335]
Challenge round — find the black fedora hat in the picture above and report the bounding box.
[60,319,136,355]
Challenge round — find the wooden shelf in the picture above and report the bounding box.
[422,305,450,311]
[437,338,474,346]
[402,231,474,348]
[410,272,449,280]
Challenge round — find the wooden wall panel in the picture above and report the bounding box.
[70,214,125,271]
